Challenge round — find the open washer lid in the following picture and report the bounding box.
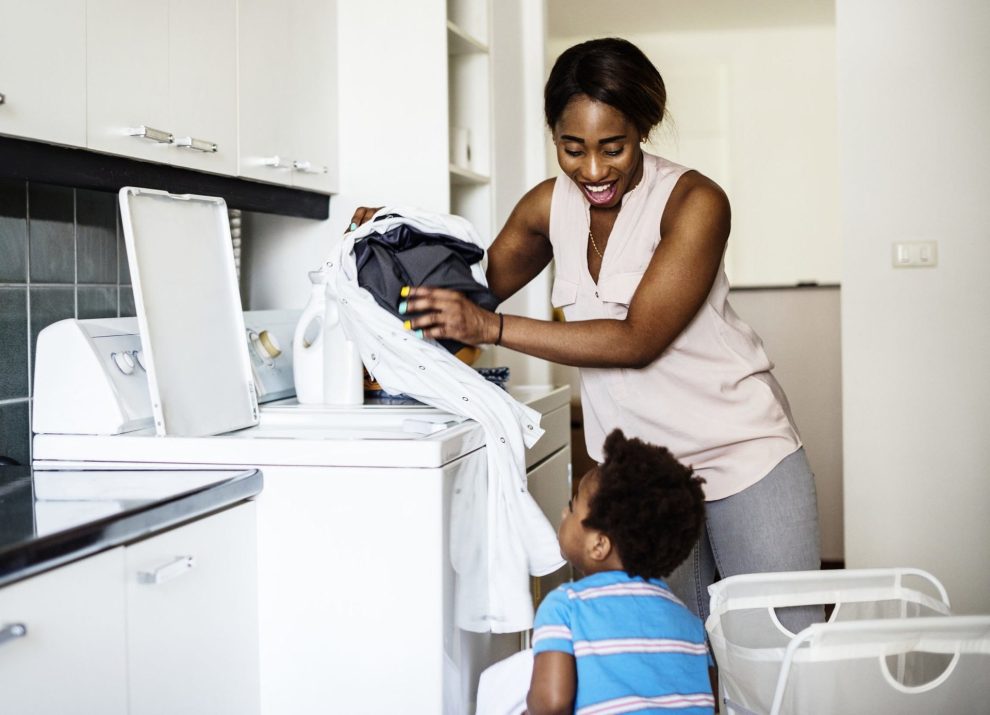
[119,187,258,437]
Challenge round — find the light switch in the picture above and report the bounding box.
[892,241,938,268]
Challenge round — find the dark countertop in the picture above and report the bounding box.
[0,467,262,588]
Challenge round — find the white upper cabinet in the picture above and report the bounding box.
[0,0,87,147]
[168,0,238,175]
[239,0,339,193]
[87,0,237,175]
[87,0,172,163]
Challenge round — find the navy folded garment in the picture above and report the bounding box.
[354,217,500,353]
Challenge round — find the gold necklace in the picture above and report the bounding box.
[588,229,604,259]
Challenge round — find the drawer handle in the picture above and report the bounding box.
[0,92,5,106]
[127,125,174,144]
[138,555,196,585]
[292,159,328,174]
[176,136,218,153]
[263,155,294,170]
[0,623,27,646]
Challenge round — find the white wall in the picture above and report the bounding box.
[488,0,554,386]
[730,287,844,562]
[838,0,990,613]
[547,25,839,286]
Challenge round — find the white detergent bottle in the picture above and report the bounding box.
[292,269,327,404]
[322,280,363,405]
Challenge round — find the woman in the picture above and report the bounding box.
[350,37,821,630]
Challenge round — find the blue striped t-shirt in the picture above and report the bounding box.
[532,570,714,715]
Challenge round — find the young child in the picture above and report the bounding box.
[526,429,713,715]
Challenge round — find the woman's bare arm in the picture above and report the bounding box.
[484,179,555,302]
[404,171,730,369]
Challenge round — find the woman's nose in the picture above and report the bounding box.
[581,156,608,182]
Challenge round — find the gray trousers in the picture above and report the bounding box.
[666,447,824,634]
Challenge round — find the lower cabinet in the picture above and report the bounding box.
[0,548,129,715]
[0,502,259,715]
[127,502,260,715]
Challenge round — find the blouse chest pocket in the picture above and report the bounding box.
[596,271,645,319]
[551,277,579,321]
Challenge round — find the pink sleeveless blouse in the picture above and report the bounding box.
[549,153,801,500]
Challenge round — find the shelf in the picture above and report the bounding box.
[449,164,490,185]
[446,20,488,55]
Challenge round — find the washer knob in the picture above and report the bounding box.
[112,351,136,375]
[257,330,282,359]
[133,350,146,371]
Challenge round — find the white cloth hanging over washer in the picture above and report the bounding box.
[326,206,565,633]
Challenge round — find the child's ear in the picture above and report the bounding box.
[587,531,613,563]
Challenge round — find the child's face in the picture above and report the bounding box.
[558,467,599,574]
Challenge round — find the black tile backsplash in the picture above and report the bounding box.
[77,189,118,284]
[78,286,118,320]
[0,288,29,401]
[0,401,30,466]
[0,180,133,464]
[28,184,75,283]
[0,179,29,284]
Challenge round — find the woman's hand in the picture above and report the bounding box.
[400,287,501,345]
[346,206,383,233]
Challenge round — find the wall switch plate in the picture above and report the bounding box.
[892,240,938,268]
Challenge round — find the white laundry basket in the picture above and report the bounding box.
[706,568,990,714]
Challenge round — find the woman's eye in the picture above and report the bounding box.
[605,148,623,157]
[564,149,583,157]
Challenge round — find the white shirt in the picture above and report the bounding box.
[328,206,565,633]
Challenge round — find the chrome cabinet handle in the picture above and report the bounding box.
[0,623,27,646]
[293,160,328,174]
[127,125,174,144]
[175,136,218,153]
[138,555,195,585]
[263,156,294,170]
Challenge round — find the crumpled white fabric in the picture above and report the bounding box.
[476,649,533,715]
[326,206,565,633]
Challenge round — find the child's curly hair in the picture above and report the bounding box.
[582,429,706,580]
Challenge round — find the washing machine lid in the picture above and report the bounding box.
[119,187,258,437]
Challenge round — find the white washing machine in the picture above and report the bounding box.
[32,310,572,714]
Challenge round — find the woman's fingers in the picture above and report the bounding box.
[345,206,384,233]
[398,287,491,343]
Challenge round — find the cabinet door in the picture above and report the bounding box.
[0,0,86,147]
[285,0,339,193]
[87,0,171,162]
[527,446,573,602]
[239,0,338,192]
[237,0,293,187]
[125,502,260,715]
[0,548,128,715]
[169,0,237,175]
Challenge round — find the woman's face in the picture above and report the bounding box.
[553,94,644,210]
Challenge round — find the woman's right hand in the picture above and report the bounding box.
[346,206,383,233]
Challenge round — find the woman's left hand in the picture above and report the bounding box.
[400,287,500,345]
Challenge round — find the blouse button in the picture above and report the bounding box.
[594,291,599,298]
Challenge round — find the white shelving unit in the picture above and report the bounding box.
[446,0,493,242]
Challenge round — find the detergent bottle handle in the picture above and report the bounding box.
[292,280,327,404]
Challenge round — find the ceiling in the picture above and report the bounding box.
[547,0,835,38]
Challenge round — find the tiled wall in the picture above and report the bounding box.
[0,179,134,465]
